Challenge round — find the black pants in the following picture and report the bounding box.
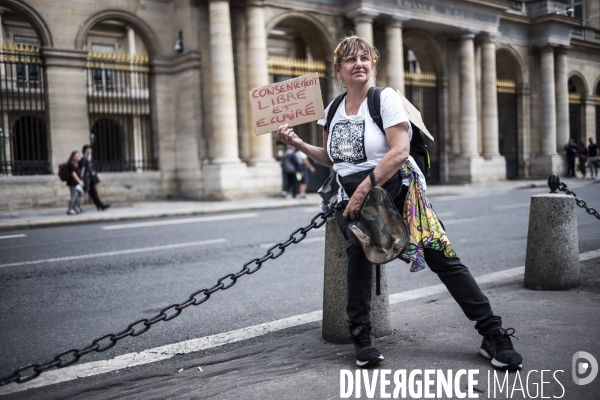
[284,172,299,198]
[567,158,576,177]
[87,183,105,209]
[335,183,502,337]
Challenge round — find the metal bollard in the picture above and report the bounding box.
[322,218,392,344]
[524,174,580,290]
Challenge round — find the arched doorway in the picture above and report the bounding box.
[0,8,49,176]
[267,16,332,191]
[90,117,126,172]
[11,115,48,175]
[402,33,443,183]
[84,18,156,173]
[496,49,521,179]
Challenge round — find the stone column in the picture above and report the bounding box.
[584,95,597,144]
[531,46,563,176]
[385,18,405,94]
[41,49,90,172]
[540,46,557,155]
[232,6,250,162]
[246,1,273,163]
[347,8,378,86]
[348,9,377,43]
[127,27,143,170]
[208,0,240,163]
[481,35,500,157]
[203,0,280,200]
[555,47,569,153]
[449,33,505,182]
[459,34,478,156]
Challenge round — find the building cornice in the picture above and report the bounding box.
[500,12,531,25]
[41,48,87,68]
[530,14,581,27]
[465,0,512,11]
[151,51,202,75]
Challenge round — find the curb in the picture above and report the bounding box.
[0,198,322,232]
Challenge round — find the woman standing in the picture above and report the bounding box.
[276,36,522,370]
[65,151,84,215]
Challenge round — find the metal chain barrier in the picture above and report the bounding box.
[0,209,334,387]
[559,182,600,220]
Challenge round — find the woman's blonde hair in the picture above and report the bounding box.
[68,150,79,163]
[332,36,380,89]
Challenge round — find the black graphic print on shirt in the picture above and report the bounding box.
[329,119,367,164]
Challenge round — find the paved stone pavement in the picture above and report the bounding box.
[3,257,599,400]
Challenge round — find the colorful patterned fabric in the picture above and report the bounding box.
[400,161,455,272]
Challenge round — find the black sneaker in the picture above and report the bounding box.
[479,328,523,370]
[350,325,384,368]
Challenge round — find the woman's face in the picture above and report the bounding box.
[74,152,81,162]
[337,48,374,87]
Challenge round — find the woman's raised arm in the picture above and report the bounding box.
[276,124,333,167]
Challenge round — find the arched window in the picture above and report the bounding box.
[0,10,49,176]
[84,19,156,172]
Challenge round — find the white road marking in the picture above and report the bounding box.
[435,212,455,217]
[437,217,478,224]
[493,203,530,210]
[0,234,26,240]
[101,213,259,230]
[2,248,598,395]
[431,192,509,202]
[259,236,324,248]
[0,239,226,269]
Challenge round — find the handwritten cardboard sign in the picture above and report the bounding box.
[249,73,325,136]
[397,89,435,141]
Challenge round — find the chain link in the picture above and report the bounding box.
[559,183,600,220]
[0,209,334,387]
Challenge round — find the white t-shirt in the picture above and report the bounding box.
[295,151,307,164]
[317,88,427,201]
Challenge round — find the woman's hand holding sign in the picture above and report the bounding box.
[277,124,304,148]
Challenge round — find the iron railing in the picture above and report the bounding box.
[405,72,439,183]
[86,51,157,172]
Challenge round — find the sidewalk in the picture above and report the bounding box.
[4,255,599,399]
[2,177,593,232]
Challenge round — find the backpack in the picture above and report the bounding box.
[58,161,78,182]
[324,87,431,182]
[281,151,300,174]
[57,162,69,181]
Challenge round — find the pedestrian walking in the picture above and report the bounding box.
[295,149,316,199]
[578,142,588,179]
[564,138,578,177]
[588,137,599,180]
[277,36,522,370]
[280,145,301,198]
[79,145,111,211]
[65,151,85,215]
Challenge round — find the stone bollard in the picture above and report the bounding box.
[322,218,392,344]
[524,189,580,290]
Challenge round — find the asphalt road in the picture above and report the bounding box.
[0,183,598,382]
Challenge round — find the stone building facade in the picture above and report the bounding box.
[0,0,599,210]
